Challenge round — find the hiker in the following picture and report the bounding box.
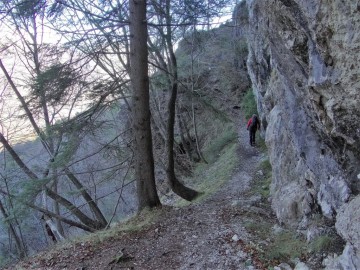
[246,114,261,146]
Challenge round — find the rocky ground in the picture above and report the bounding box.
[4,116,317,270]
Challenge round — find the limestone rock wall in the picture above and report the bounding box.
[243,0,360,268]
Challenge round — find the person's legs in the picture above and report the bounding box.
[252,130,256,146]
[249,129,255,146]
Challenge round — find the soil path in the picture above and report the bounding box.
[9,115,269,270]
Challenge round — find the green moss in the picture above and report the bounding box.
[244,220,273,239]
[177,124,239,205]
[309,235,333,253]
[258,179,271,198]
[256,135,268,153]
[203,125,237,164]
[244,220,308,266]
[0,256,10,269]
[57,207,162,250]
[259,159,271,173]
[250,158,272,199]
[266,231,307,261]
[196,142,238,198]
[241,88,258,119]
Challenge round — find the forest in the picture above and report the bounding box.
[0,0,250,266]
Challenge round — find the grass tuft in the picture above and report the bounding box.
[244,219,308,267]
[309,235,334,253]
[266,231,306,261]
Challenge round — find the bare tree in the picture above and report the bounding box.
[0,0,112,238]
[145,0,230,200]
[0,195,26,258]
[47,0,132,109]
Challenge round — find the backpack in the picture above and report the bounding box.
[250,115,258,129]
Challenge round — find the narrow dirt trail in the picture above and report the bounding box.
[168,117,265,270]
[8,115,269,270]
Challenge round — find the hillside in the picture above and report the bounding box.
[6,111,331,270]
[1,6,252,268]
[1,0,359,269]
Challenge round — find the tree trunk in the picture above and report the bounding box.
[0,188,97,233]
[0,131,105,231]
[52,180,65,237]
[0,59,48,150]
[165,76,199,201]
[45,187,105,230]
[129,0,161,210]
[64,168,107,227]
[189,27,207,164]
[41,213,65,243]
[41,190,65,242]
[0,199,26,259]
[27,201,96,232]
[176,108,194,161]
[164,0,199,201]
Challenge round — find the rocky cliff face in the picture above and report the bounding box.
[242,0,360,268]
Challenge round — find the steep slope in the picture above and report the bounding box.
[7,109,341,269]
[242,0,360,268]
[5,112,272,270]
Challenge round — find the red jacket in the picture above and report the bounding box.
[247,118,252,129]
[247,117,260,130]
